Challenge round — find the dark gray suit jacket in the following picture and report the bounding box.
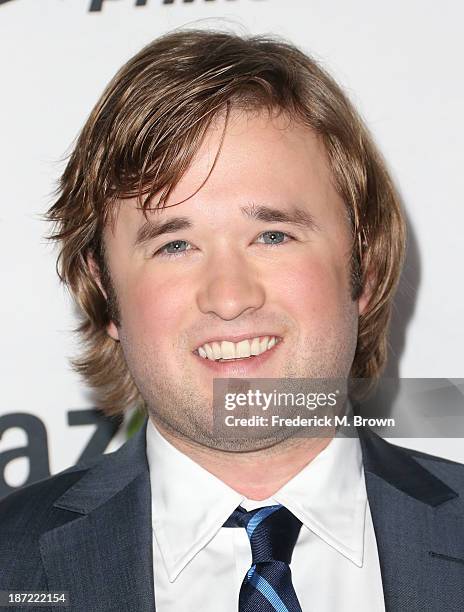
[1,420,463,611]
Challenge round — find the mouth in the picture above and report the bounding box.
[193,335,282,363]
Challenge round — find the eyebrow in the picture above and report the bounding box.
[133,203,318,248]
[241,202,318,230]
[134,217,192,248]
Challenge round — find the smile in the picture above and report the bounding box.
[194,335,282,362]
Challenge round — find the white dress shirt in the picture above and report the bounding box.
[146,419,385,611]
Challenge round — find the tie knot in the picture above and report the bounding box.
[224,504,302,565]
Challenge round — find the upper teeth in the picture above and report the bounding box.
[196,336,279,361]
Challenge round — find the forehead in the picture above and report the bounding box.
[105,108,347,238]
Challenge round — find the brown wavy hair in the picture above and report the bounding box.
[46,29,406,416]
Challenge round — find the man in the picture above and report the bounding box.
[1,30,463,611]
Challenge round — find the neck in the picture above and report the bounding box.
[150,417,332,500]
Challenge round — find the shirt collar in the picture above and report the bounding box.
[146,420,244,581]
[273,434,367,567]
[146,419,367,581]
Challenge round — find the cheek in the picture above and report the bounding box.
[270,252,354,328]
[118,273,188,350]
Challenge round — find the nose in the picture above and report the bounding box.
[196,250,266,320]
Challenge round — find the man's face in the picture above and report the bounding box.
[101,109,367,450]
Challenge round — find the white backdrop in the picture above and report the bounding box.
[1,0,463,496]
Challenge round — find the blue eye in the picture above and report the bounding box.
[154,240,191,258]
[153,231,294,259]
[257,231,293,245]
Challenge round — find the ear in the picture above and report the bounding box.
[87,253,120,342]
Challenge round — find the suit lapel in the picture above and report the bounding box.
[39,421,155,612]
[359,428,464,612]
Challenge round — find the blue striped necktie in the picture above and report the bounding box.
[224,504,303,612]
